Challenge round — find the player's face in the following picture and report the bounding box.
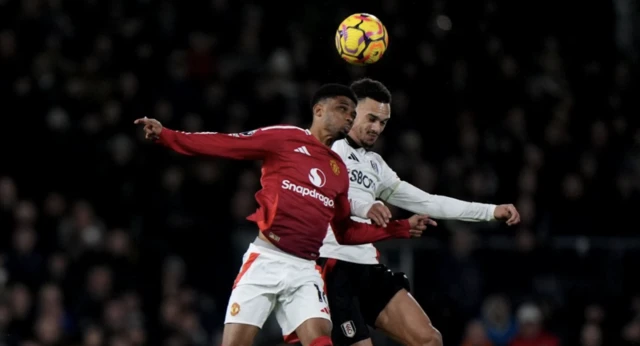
[323,96,357,139]
[351,98,391,149]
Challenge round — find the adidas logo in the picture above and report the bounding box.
[348,153,359,162]
[294,146,311,156]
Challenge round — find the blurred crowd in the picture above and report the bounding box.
[1,0,640,345]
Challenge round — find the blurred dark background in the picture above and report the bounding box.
[1,0,639,345]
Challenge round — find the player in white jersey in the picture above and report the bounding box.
[318,78,521,346]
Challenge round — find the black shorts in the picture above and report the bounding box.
[317,258,410,345]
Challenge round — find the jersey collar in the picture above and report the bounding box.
[345,135,364,150]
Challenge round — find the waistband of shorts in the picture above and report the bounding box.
[250,237,316,265]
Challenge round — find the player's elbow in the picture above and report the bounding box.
[430,327,443,346]
[334,234,363,245]
[331,226,354,245]
[412,325,442,346]
[333,234,352,245]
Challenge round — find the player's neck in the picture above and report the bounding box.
[309,127,336,147]
[345,135,363,149]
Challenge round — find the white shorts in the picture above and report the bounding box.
[224,242,331,341]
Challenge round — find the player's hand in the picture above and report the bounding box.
[494,204,520,226]
[134,117,163,140]
[367,203,392,227]
[407,215,437,238]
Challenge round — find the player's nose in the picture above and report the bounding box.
[370,121,382,133]
[345,115,354,126]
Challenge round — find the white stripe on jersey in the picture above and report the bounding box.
[261,125,311,135]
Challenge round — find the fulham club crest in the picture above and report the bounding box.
[340,320,356,338]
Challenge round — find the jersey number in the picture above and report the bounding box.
[313,284,327,303]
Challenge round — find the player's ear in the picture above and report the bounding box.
[312,102,324,118]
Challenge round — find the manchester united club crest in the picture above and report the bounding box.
[330,160,340,175]
[230,302,240,316]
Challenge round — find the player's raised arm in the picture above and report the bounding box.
[134,117,276,160]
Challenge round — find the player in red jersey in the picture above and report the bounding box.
[134,84,433,346]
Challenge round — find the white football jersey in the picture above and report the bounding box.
[320,138,497,264]
[320,139,397,264]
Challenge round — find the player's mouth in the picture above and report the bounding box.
[366,132,378,141]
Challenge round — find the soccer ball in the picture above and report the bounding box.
[335,13,389,65]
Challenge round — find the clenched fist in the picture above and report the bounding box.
[494,204,520,226]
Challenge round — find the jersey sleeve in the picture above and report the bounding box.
[376,155,402,198]
[156,127,279,160]
[331,174,410,245]
[382,181,496,221]
[374,154,495,221]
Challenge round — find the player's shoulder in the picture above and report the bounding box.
[364,150,393,175]
[330,139,351,157]
[330,154,349,177]
[257,125,311,136]
[331,139,349,150]
[320,145,348,171]
[366,150,386,163]
[328,154,349,184]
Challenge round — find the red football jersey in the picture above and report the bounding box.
[157,125,410,259]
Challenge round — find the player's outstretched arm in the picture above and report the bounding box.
[331,193,432,244]
[379,180,520,226]
[134,117,273,160]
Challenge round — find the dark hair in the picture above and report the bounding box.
[350,78,392,103]
[310,83,358,110]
